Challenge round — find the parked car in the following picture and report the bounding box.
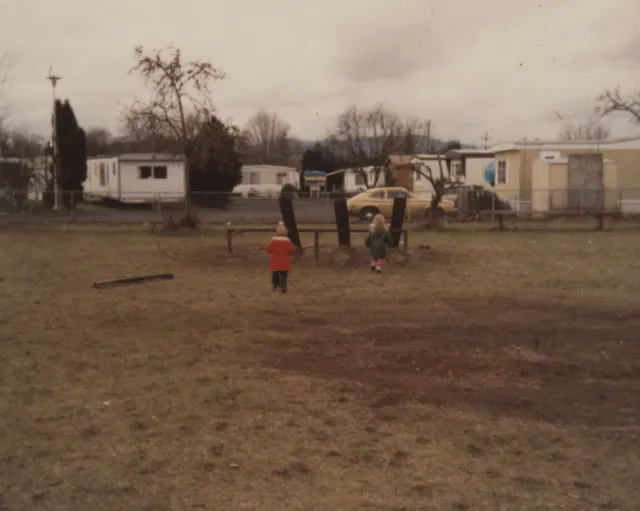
[346,187,455,220]
[435,188,458,216]
[445,186,511,218]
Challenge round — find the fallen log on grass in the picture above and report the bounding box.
[93,273,174,290]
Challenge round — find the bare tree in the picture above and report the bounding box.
[127,45,225,216]
[242,110,291,164]
[596,86,640,125]
[118,110,187,154]
[120,110,154,143]
[401,117,433,153]
[0,128,45,210]
[330,104,401,188]
[85,127,114,156]
[0,51,12,130]
[559,120,610,141]
[412,136,462,226]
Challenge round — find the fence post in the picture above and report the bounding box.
[491,191,495,221]
[70,193,75,221]
[226,227,233,257]
[597,213,604,231]
[314,231,320,261]
[497,213,504,230]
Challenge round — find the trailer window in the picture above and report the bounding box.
[153,166,168,179]
[497,161,507,184]
[138,166,152,179]
[452,162,464,179]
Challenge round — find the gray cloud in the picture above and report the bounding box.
[337,21,445,83]
[1,0,639,146]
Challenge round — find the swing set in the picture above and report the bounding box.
[225,196,410,260]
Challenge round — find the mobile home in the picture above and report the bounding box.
[444,149,495,187]
[327,166,387,193]
[409,154,449,197]
[84,153,186,203]
[0,157,47,201]
[232,165,299,197]
[491,136,640,212]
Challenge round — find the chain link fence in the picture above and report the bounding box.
[1,189,640,224]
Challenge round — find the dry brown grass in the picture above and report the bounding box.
[1,223,639,511]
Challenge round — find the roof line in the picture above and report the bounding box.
[492,134,640,147]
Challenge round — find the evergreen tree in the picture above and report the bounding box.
[54,99,87,208]
[188,115,242,208]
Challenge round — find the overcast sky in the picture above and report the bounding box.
[1,0,639,146]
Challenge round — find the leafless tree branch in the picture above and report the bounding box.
[559,120,610,141]
[126,45,224,147]
[331,104,401,188]
[125,45,225,210]
[596,86,640,125]
[402,117,432,153]
[0,51,13,130]
[241,110,291,164]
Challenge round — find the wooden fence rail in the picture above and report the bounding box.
[226,227,409,260]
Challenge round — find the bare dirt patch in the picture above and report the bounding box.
[0,224,639,510]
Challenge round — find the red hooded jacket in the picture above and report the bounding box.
[265,236,296,271]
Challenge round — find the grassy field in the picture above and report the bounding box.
[0,223,639,510]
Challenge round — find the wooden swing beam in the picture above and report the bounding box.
[226,227,408,260]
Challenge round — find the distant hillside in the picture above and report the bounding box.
[292,136,474,153]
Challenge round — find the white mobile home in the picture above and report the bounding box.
[0,156,47,201]
[84,153,185,204]
[327,166,387,193]
[233,165,299,197]
[445,149,495,187]
[409,155,447,197]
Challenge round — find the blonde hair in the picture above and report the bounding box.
[276,223,288,237]
[372,214,387,231]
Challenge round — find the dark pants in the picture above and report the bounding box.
[271,271,288,291]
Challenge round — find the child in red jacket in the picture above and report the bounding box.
[265,222,297,293]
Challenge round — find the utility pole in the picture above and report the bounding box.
[481,132,490,149]
[46,68,61,212]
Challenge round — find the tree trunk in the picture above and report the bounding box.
[426,193,443,228]
[179,153,197,228]
[183,153,191,214]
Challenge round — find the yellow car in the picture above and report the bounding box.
[438,188,458,214]
[346,187,420,219]
[347,187,453,220]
